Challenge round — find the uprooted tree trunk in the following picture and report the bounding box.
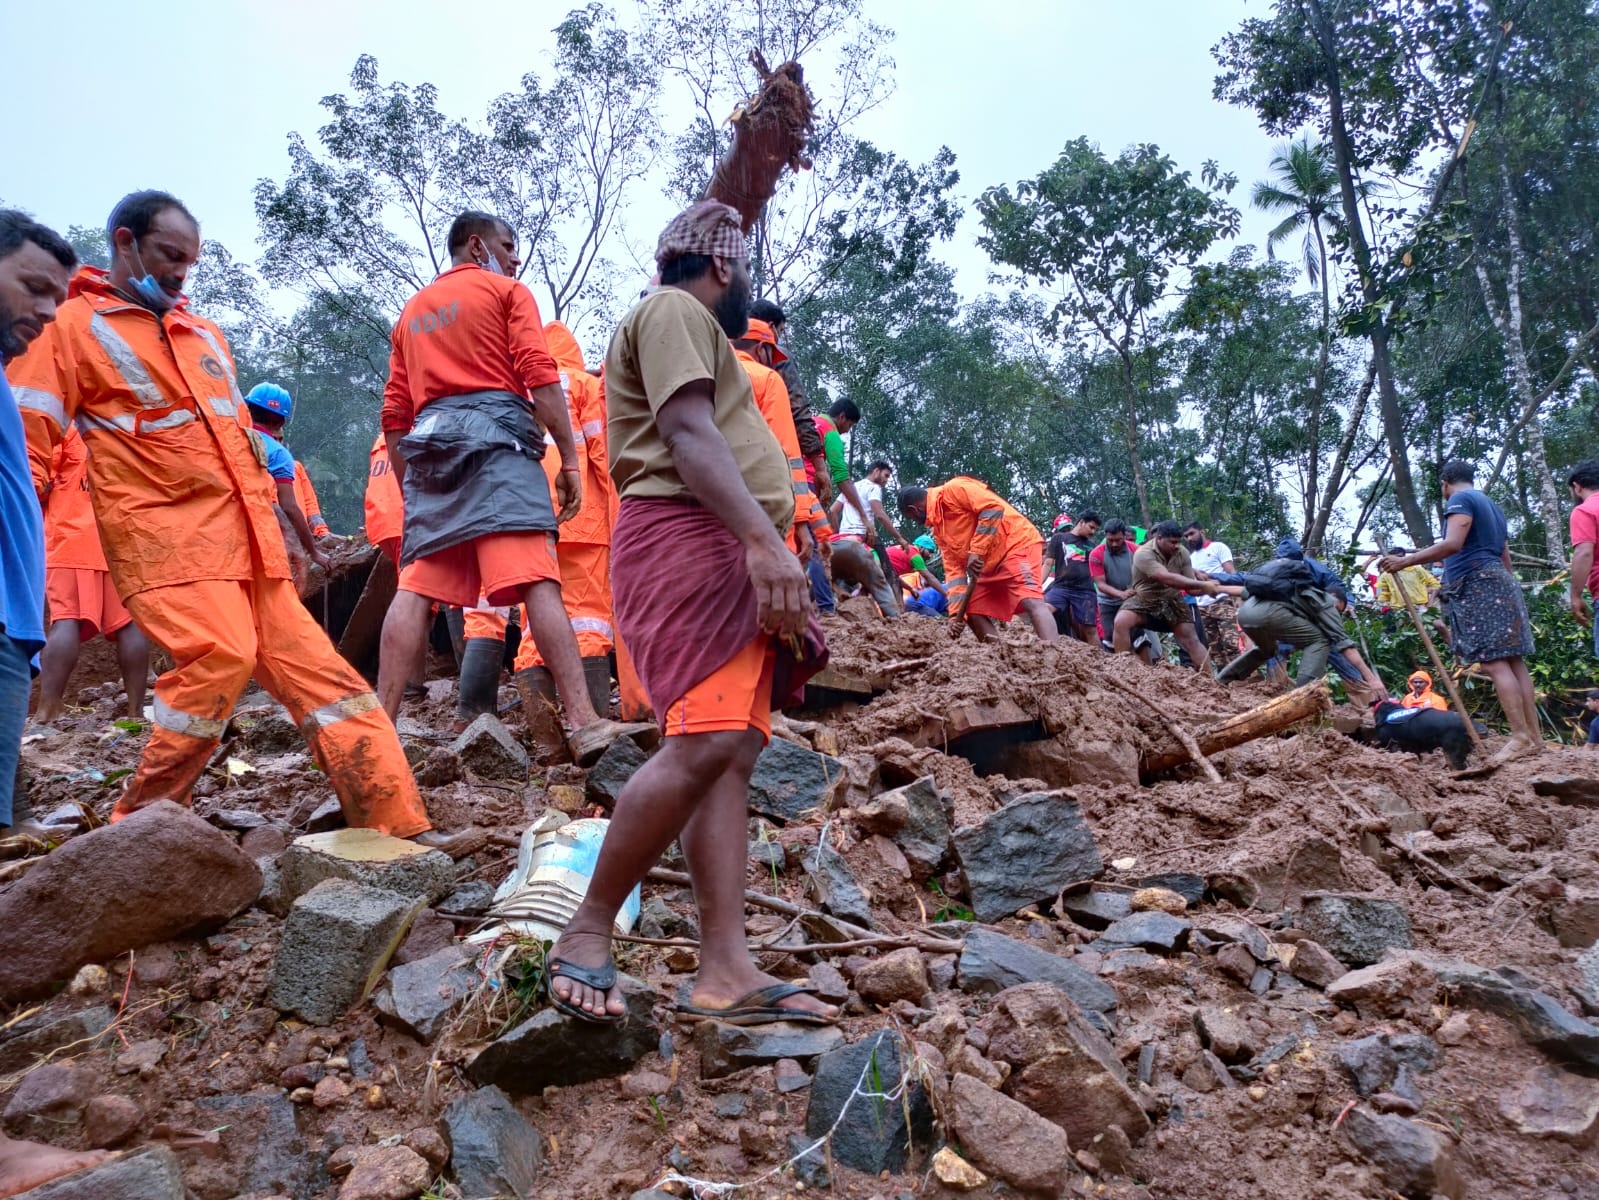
[701,52,815,233]
[1139,680,1332,780]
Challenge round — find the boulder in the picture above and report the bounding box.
[747,738,846,824]
[802,842,874,928]
[1498,1067,1599,1145]
[469,974,658,1093]
[374,945,481,1041]
[947,1073,1072,1197]
[853,947,929,1007]
[451,713,529,782]
[9,1146,184,1200]
[584,736,648,808]
[976,983,1149,1146]
[1297,893,1412,966]
[279,828,458,905]
[804,1031,933,1175]
[440,1085,544,1200]
[695,1020,845,1080]
[957,929,1117,1028]
[268,880,422,1025]
[0,803,261,1002]
[856,777,951,879]
[1340,1108,1463,1199]
[952,792,1102,923]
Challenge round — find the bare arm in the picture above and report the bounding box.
[656,382,808,638]
[1148,566,1217,594]
[277,480,328,567]
[1572,542,1594,624]
[869,498,911,547]
[1384,513,1471,570]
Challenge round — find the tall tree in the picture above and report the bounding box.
[977,138,1239,525]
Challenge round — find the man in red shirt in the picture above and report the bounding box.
[1568,459,1599,656]
[377,212,637,763]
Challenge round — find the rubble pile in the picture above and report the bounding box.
[5,615,1599,1200]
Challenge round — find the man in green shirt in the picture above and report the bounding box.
[814,400,871,538]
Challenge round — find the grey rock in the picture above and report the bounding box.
[803,842,874,929]
[1429,958,1599,1070]
[1189,913,1272,962]
[239,707,303,754]
[585,736,648,808]
[696,1020,844,1080]
[279,828,458,905]
[374,945,481,1041]
[440,881,497,916]
[1578,945,1599,1012]
[786,1135,831,1188]
[469,974,658,1093]
[636,896,696,941]
[859,777,950,879]
[268,879,421,1025]
[1530,775,1599,807]
[1137,871,1206,905]
[748,840,786,873]
[1061,887,1133,931]
[195,1092,313,1199]
[953,792,1102,923]
[1098,911,1191,953]
[958,928,1116,1030]
[1340,1107,1464,1199]
[0,1007,112,1075]
[804,1030,933,1176]
[451,713,530,782]
[300,796,345,833]
[209,808,270,831]
[1297,893,1412,967]
[1498,1066,1599,1143]
[10,1146,184,1200]
[441,1084,543,1200]
[748,737,846,824]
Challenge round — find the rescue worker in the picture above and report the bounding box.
[364,432,404,566]
[376,211,638,764]
[242,383,328,577]
[244,382,331,538]
[510,320,620,757]
[748,299,827,504]
[896,477,1057,642]
[10,190,439,842]
[32,426,151,727]
[1400,669,1448,711]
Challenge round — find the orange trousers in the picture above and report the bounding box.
[513,542,614,670]
[117,576,430,837]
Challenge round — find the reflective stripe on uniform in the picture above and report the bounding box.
[581,419,603,439]
[13,386,67,431]
[142,410,197,433]
[76,412,137,436]
[300,692,382,734]
[191,325,246,405]
[208,396,242,420]
[571,616,614,639]
[88,312,166,408]
[154,696,227,740]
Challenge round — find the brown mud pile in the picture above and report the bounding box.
[5,615,1599,1200]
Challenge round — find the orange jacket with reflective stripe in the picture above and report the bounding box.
[41,426,108,573]
[735,350,827,551]
[10,268,291,597]
[293,461,329,537]
[364,434,404,548]
[926,477,1042,572]
[538,321,613,547]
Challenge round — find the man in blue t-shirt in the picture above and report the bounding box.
[244,396,329,574]
[1,213,77,832]
[1379,459,1538,764]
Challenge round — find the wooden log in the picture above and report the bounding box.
[335,551,396,678]
[1139,681,1332,779]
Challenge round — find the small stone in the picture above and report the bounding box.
[1061,887,1132,931]
[747,738,846,824]
[82,1094,142,1148]
[1098,910,1191,953]
[1136,871,1206,905]
[774,1059,810,1094]
[451,713,529,782]
[1188,913,1272,961]
[1435,1012,1472,1046]
[949,1042,1007,1090]
[1372,1091,1422,1115]
[374,945,480,1042]
[1297,893,1411,967]
[804,962,850,1004]
[1182,1050,1237,1093]
[931,1145,988,1190]
[1340,1108,1464,1199]
[1195,1008,1258,1063]
[1130,887,1187,914]
[1286,938,1347,988]
[714,1094,747,1118]
[957,928,1117,1027]
[314,1074,352,1108]
[853,948,928,1007]
[403,1127,449,1172]
[947,1073,1072,1196]
[279,1062,326,1090]
[468,974,659,1094]
[1498,1067,1599,1144]
[3,1064,95,1127]
[619,1071,673,1099]
[113,1038,166,1077]
[440,1084,543,1200]
[241,825,289,860]
[695,1020,844,1080]
[802,842,874,929]
[439,881,496,916]
[584,737,647,808]
[336,1145,432,1200]
[66,964,108,996]
[1215,942,1256,985]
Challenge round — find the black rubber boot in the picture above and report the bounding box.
[455,637,503,726]
[582,655,614,718]
[514,666,569,762]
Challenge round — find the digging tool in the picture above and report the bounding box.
[1373,533,1485,760]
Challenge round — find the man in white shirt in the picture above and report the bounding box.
[835,460,913,553]
[1184,521,1240,667]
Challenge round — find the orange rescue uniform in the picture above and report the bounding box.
[514,321,618,671]
[734,349,831,556]
[293,460,330,538]
[925,476,1045,621]
[382,264,564,607]
[364,433,405,566]
[11,268,427,835]
[41,426,132,641]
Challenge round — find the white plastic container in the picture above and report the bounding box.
[482,814,641,944]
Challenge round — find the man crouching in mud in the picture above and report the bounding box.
[543,201,836,1026]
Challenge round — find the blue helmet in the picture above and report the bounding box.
[245,382,293,422]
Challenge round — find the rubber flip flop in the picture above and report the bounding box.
[547,956,624,1025]
[675,982,838,1027]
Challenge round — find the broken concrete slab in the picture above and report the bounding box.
[374,944,481,1042]
[947,1073,1072,1197]
[279,828,458,905]
[957,929,1117,1029]
[695,1020,845,1080]
[468,974,658,1093]
[268,879,422,1026]
[747,737,846,824]
[804,1030,933,1176]
[1296,893,1412,966]
[9,1146,184,1200]
[952,791,1102,923]
[0,802,261,1003]
[451,713,530,782]
[441,1084,544,1200]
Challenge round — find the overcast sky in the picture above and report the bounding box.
[6,0,1294,312]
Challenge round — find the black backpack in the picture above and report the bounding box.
[1239,558,1317,601]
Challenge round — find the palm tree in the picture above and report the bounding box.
[1252,136,1344,550]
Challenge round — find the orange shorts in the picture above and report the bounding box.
[661,635,776,741]
[966,541,1045,621]
[45,567,132,641]
[462,604,510,641]
[378,537,402,569]
[398,531,559,608]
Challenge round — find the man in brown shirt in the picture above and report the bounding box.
[1113,520,1218,671]
[544,200,834,1027]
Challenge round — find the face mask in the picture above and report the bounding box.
[123,241,175,312]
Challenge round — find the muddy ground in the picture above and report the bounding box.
[5,609,1599,1200]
